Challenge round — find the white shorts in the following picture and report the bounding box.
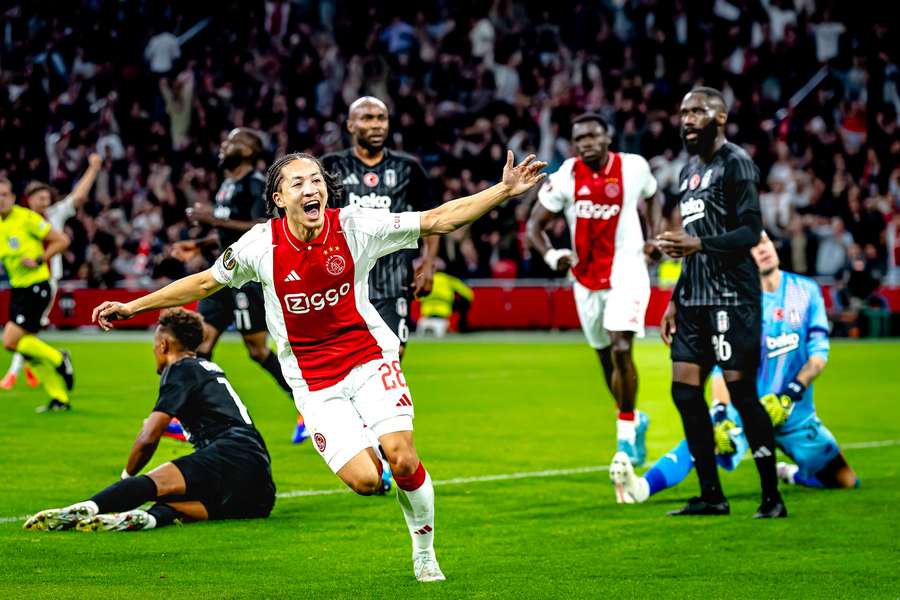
[293,356,414,473]
[573,278,649,349]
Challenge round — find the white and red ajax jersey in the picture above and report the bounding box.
[211,206,420,392]
[538,153,657,290]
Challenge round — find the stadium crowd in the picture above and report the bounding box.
[0,0,897,306]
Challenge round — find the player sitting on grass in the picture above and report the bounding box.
[611,232,858,504]
[24,308,275,531]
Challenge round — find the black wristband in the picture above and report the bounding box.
[781,379,806,403]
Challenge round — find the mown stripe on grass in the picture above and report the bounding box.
[3,438,897,524]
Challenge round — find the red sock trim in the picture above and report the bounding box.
[618,411,635,421]
[394,462,426,491]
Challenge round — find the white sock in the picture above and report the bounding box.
[617,418,636,443]
[142,511,157,530]
[7,352,24,376]
[69,500,99,517]
[397,470,435,555]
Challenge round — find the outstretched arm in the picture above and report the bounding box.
[419,152,546,236]
[92,269,224,330]
[69,153,103,209]
[123,411,171,477]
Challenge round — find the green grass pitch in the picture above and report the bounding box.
[0,333,898,599]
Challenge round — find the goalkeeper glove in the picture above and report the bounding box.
[711,402,740,455]
[760,379,805,427]
[713,418,740,455]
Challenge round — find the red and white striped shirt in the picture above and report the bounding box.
[211,206,420,392]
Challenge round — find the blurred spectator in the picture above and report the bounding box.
[0,1,895,293]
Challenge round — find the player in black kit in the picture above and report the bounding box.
[24,309,275,532]
[175,128,308,443]
[322,97,439,359]
[656,87,785,518]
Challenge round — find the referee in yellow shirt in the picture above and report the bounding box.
[0,177,74,411]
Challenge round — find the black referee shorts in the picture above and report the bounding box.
[372,295,412,344]
[670,304,761,373]
[172,429,276,520]
[199,282,267,335]
[8,281,53,333]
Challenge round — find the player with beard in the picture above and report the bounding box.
[322,97,439,360]
[527,114,658,467]
[656,87,785,518]
[174,128,308,443]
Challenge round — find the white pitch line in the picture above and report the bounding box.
[4,439,899,525]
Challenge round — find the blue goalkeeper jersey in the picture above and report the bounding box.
[758,270,830,430]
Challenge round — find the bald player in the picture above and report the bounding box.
[322,97,439,360]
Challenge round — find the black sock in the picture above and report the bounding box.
[672,382,724,501]
[259,350,292,393]
[90,475,157,513]
[726,377,780,501]
[147,503,181,528]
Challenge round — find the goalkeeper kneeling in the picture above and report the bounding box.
[25,309,276,532]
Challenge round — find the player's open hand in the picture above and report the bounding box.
[92,301,134,331]
[656,230,702,258]
[660,300,677,346]
[502,151,548,197]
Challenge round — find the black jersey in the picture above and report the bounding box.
[154,357,262,449]
[676,142,762,307]
[214,171,267,249]
[321,148,434,299]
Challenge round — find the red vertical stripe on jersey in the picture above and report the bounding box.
[571,153,624,290]
[271,209,383,391]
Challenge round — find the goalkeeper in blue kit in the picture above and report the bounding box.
[611,232,858,503]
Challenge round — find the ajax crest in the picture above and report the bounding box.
[326,254,346,276]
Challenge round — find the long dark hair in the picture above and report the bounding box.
[264,152,343,217]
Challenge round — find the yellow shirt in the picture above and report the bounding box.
[420,273,474,319]
[0,205,52,288]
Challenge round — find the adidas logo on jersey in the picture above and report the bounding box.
[574,200,621,220]
[765,332,800,358]
[576,184,592,196]
[283,282,351,314]
[342,174,360,185]
[348,191,392,209]
[680,197,706,226]
[283,270,302,282]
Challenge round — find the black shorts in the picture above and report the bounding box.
[372,295,411,344]
[171,429,276,520]
[9,281,53,333]
[670,304,761,373]
[199,282,267,335]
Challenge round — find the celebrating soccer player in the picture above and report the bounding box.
[1,153,102,391]
[656,87,785,518]
[0,177,74,412]
[91,150,546,581]
[174,128,309,444]
[25,309,276,532]
[322,96,439,358]
[611,232,857,503]
[527,114,658,466]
